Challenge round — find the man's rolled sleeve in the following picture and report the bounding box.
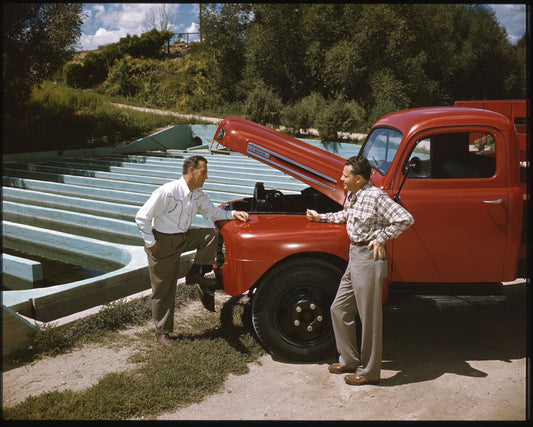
[318,210,347,224]
[375,195,414,244]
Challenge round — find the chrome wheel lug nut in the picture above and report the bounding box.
[296,306,302,312]
[307,325,313,332]
[317,315,323,322]
[294,320,300,326]
[310,303,316,310]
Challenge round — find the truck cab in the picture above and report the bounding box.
[365,107,524,284]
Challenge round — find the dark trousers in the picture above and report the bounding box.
[145,227,219,334]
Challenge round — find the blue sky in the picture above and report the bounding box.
[79,3,199,51]
[78,3,527,51]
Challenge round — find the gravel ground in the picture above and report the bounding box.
[2,280,528,421]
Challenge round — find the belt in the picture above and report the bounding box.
[153,229,185,236]
[351,241,370,247]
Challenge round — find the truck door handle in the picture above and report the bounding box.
[483,199,504,204]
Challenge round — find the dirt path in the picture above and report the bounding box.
[113,103,367,140]
[2,280,528,421]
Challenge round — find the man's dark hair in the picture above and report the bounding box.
[345,156,371,180]
[183,155,207,174]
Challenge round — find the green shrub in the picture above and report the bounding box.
[102,56,151,98]
[243,82,283,126]
[280,103,304,134]
[315,96,366,141]
[2,82,185,154]
[280,92,326,135]
[63,60,86,88]
[33,323,76,356]
[82,51,109,86]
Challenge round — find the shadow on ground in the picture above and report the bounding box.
[224,281,528,387]
[379,281,527,386]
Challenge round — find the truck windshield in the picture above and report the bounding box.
[359,127,403,175]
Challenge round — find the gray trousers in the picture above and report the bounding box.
[331,244,387,381]
[145,227,219,334]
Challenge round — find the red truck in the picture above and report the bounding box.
[210,100,528,362]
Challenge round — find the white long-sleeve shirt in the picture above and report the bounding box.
[135,177,235,248]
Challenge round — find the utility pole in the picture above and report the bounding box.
[199,3,203,42]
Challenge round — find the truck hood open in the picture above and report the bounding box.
[213,116,347,206]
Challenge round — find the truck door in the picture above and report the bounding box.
[391,128,509,283]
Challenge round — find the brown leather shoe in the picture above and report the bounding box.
[155,333,174,346]
[328,363,356,374]
[344,374,379,385]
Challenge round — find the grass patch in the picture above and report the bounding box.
[2,293,265,420]
[2,297,153,371]
[4,285,200,369]
[33,296,154,357]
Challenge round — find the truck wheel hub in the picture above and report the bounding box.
[290,299,324,335]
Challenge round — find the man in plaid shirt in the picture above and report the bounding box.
[307,155,413,385]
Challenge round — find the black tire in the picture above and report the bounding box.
[251,257,343,362]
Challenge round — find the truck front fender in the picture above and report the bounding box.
[217,214,349,296]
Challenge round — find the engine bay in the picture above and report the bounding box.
[223,182,343,215]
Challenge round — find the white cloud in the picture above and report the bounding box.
[79,27,130,51]
[80,3,187,50]
[97,4,151,32]
[185,22,199,34]
[490,4,527,43]
[93,4,105,13]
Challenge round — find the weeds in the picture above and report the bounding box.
[2,293,265,420]
[2,82,204,154]
[30,297,153,358]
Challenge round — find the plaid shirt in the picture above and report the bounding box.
[318,182,414,245]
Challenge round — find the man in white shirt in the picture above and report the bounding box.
[135,155,248,345]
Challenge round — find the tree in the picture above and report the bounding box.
[2,3,85,114]
[299,4,351,97]
[118,29,173,58]
[243,82,283,126]
[244,4,308,101]
[202,3,252,100]
[143,4,174,32]
[514,34,527,98]
[446,4,524,100]
[143,4,175,54]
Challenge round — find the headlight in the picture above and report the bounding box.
[216,127,225,141]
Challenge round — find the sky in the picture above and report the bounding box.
[79,3,200,51]
[78,3,528,51]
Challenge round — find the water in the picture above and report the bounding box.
[299,138,362,159]
[2,248,111,290]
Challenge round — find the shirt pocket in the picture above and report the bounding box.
[173,199,195,229]
[350,204,374,224]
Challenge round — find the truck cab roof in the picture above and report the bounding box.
[373,107,513,142]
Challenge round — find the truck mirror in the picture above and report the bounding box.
[409,156,422,174]
[395,157,421,202]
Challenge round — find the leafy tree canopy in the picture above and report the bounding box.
[203,3,526,114]
[3,3,84,114]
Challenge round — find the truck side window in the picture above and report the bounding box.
[407,132,496,179]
